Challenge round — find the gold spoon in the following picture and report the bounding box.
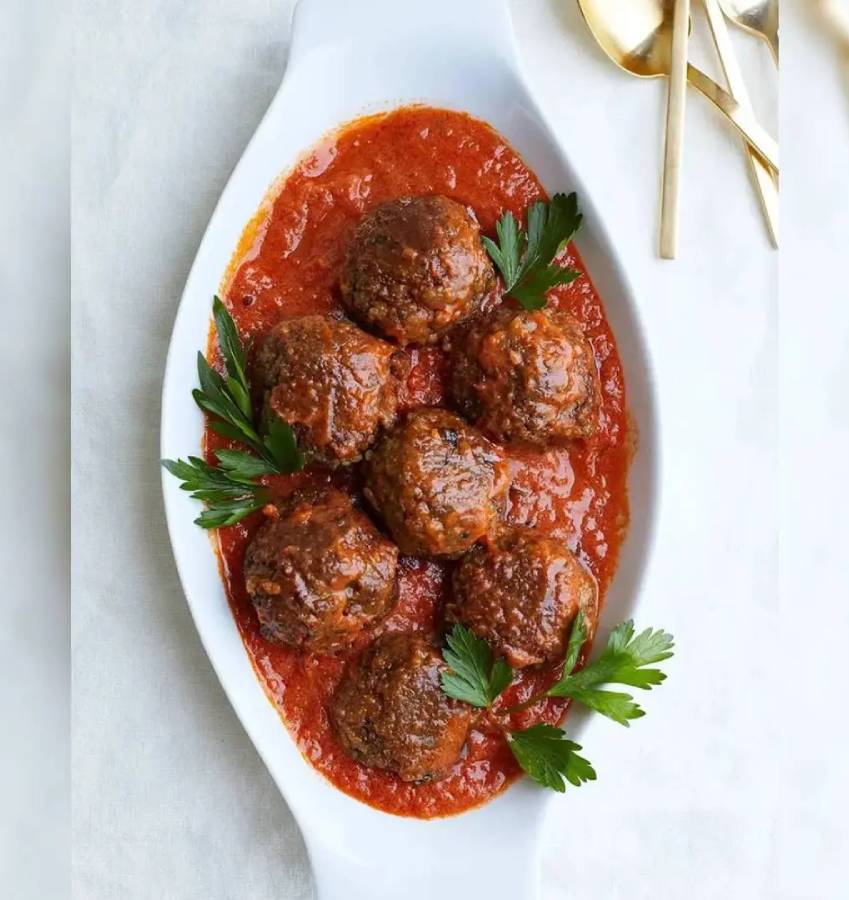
[817,0,849,54]
[659,0,690,259]
[577,0,779,173]
[717,0,779,63]
[704,0,778,247]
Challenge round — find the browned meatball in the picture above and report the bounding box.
[330,632,472,782]
[244,489,398,653]
[450,306,601,447]
[363,408,509,557]
[340,196,496,346]
[447,528,598,668]
[254,315,400,465]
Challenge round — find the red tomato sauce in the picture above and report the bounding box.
[207,106,631,818]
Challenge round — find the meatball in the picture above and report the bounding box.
[447,528,598,668]
[331,632,472,782]
[244,489,398,653]
[363,408,509,557]
[340,195,496,346]
[450,306,601,447]
[254,315,400,465]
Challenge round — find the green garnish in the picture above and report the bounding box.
[482,193,583,311]
[441,624,513,708]
[192,296,305,472]
[546,614,675,727]
[162,456,270,529]
[162,296,305,529]
[439,615,673,792]
[508,724,596,793]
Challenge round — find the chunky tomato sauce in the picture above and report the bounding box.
[207,107,631,818]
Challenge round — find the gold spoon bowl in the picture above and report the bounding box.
[717,0,779,62]
[578,0,779,172]
[817,0,849,54]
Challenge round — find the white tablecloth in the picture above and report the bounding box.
[70,1,848,898]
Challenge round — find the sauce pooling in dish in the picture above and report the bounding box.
[209,106,631,818]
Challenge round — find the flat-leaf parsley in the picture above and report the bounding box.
[162,297,305,529]
[482,193,583,311]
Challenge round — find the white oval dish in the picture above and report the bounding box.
[160,1,660,897]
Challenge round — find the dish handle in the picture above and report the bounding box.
[288,0,519,70]
[303,801,544,900]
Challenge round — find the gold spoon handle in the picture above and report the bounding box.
[686,64,779,173]
[660,0,690,259]
[764,3,779,65]
[703,0,778,247]
[767,30,779,65]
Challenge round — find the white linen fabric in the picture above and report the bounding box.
[72,3,312,898]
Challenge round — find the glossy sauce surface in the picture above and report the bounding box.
[209,107,631,818]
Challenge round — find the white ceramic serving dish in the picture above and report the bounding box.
[160,0,659,897]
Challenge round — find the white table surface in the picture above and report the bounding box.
[69,1,848,898]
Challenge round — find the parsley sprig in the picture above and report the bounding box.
[546,615,675,726]
[194,297,305,473]
[482,193,583,311]
[162,296,305,529]
[439,614,673,793]
[162,455,271,529]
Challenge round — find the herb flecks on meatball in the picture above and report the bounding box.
[244,489,398,653]
[331,632,472,782]
[254,315,400,466]
[340,195,496,346]
[363,408,509,558]
[447,527,598,668]
[451,306,601,447]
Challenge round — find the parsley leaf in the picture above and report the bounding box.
[482,211,524,288]
[441,624,514,708]
[214,449,280,480]
[546,614,675,726]
[194,351,259,450]
[161,455,270,529]
[213,295,249,399]
[263,416,306,474]
[508,724,596,793]
[192,297,306,475]
[195,497,268,530]
[483,193,583,311]
[561,607,588,676]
